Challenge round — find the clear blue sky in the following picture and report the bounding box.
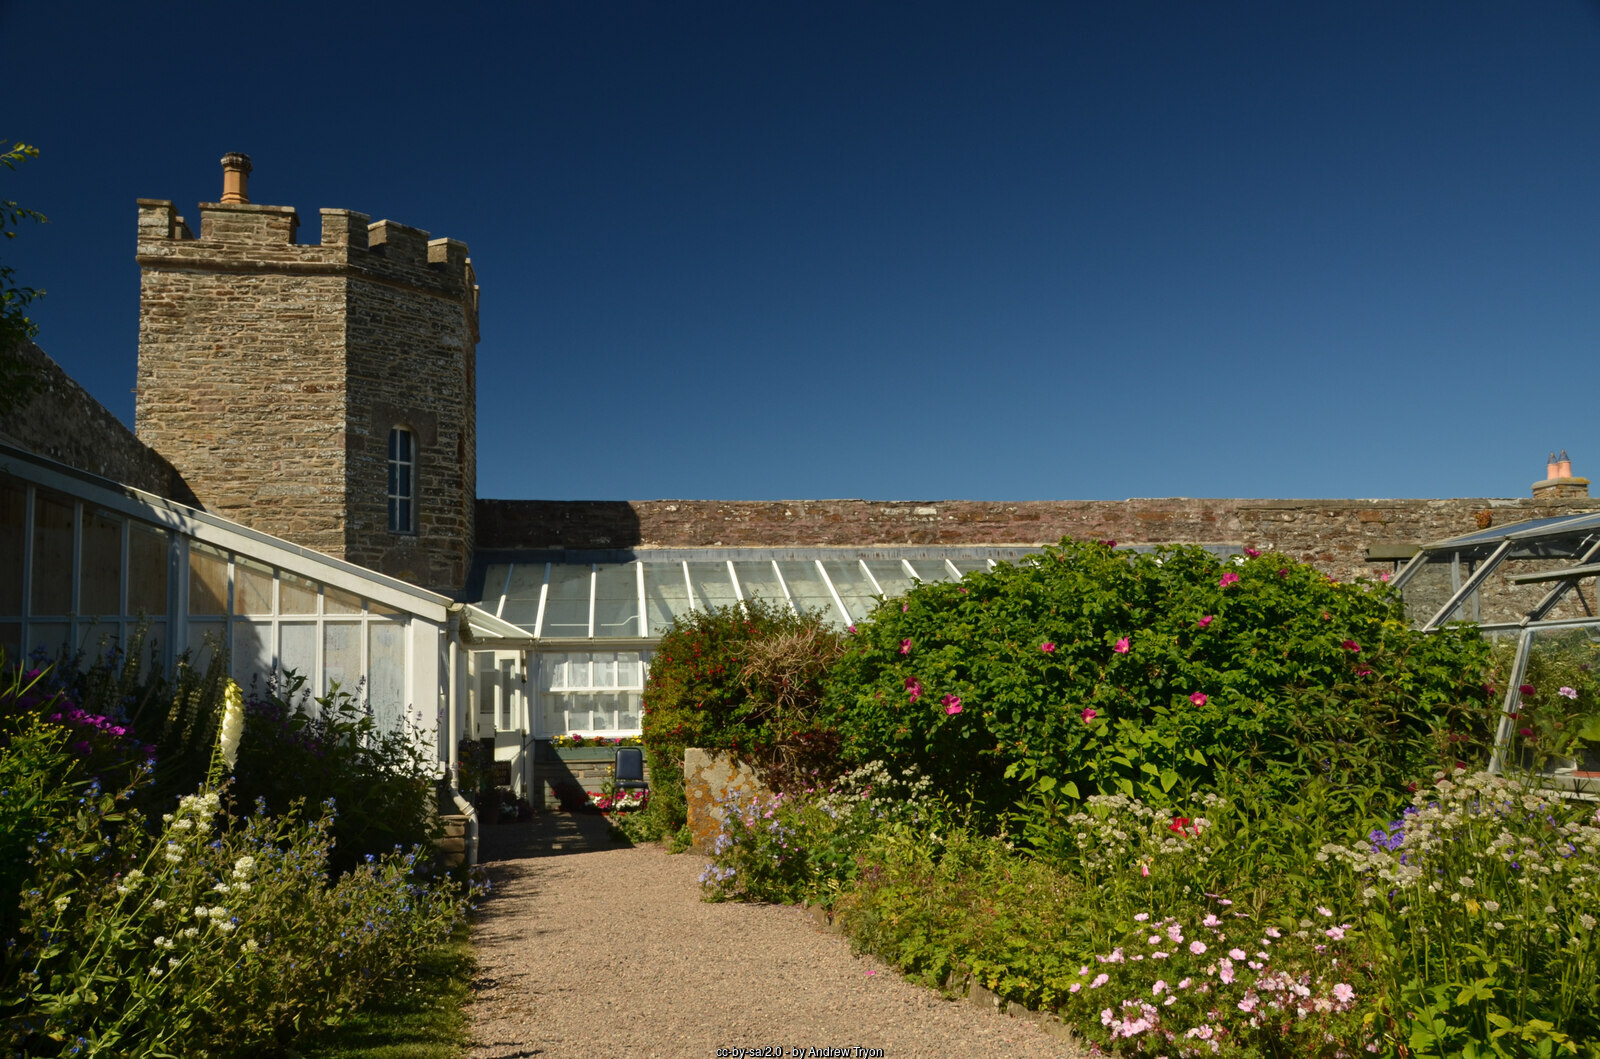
[6,2,1600,502]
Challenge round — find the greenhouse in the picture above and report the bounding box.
[1396,511,1600,792]
[0,440,527,782]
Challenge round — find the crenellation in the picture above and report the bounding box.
[198,202,301,245]
[319,208,370,249]
[366,219,431,266]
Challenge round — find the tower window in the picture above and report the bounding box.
[387,427,416,533]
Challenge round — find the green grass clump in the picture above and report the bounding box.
[296,930,475,1059]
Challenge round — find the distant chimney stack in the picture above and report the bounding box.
[1534,451,1589,499]
[220,153,252,204]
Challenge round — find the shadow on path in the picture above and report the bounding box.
[477,810,623,863]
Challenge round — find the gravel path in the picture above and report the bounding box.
[468,813,1086,1059]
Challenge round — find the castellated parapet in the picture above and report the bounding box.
[135,170,478,596]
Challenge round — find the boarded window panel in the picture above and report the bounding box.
[323,623,360,696]
[80,512,123,617]
[0,478,25,615]
[234,560,274,616]
[188,544,228,616]
[280,572,319,615]
[325,585,363,616]
[128,524,169,616]
[31,494,74,616]
[369,622,407,732]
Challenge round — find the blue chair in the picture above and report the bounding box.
[614,746,649,791]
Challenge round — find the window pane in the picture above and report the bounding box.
[185,620,223,671]
[280,572,319,615]
[369,621,407,732]
[589,691,617,730]
[0,478,25,615]
[865,559,916,601]
[822,560,879,625]
[323,623,360,696]
[26,622,70,659]
[617,691,642,732]
[593,563,640,637]
[231,621,274,692]
[31,493,74,616]
[370,599,403,617]
[325,585,363,615]
[280,623,317,691]
[234,560,274,616]
[128,524,169,616]
[643,562,691,635]
[188,543,228,616]
[777,561,847,627]
[733,561,791,610]
[80,511,123,617]
[540,565,592,638]
[537,690,572,737]
[951,559,992,576]
[909,558,956,583]
[688,561,738,613]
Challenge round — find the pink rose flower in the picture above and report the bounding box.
[1113,637,1130,654]
[1219,571,1240,588]
[899,638,912,655]
[942,695,962,715]
[1189,691,1208,707]
[1198,615,1213,628]
[1040,641,1056,653]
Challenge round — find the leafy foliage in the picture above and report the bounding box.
[232,672,441,876]
[823,539,1491,826]
[638,600,845,837]
[0,139,47,416]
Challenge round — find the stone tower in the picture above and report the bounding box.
[135,155,478,595]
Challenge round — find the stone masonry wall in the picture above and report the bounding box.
[0,340,196,503]
[341,221,478,592]
[135,199,478,594]
[477,495,1600,584]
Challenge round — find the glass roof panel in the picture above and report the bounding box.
[643,562,692,635]
[909,558,957,583]
[593,563,641,637]
[865,559,916,600]
[540,564,592,638]
[732,561,792,611]
[778,561,848,627]
[822,560,879,624]
[950,559,992,576]
[688,561,739,613]
[1426,514,1599,551]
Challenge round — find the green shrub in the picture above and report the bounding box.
[640,600,845,835]
[824,539,1491,824]
[232,672,440,875]
[698,761,933,906]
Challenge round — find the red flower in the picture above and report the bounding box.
[1040,641,1057,654]
[1518,727,1535,739]
[900,639,912,655]
[904,677,922,704]
[1341,640,1361,653]
[1244,547,1261,558]
[1169,816,1193,836]
[1518,684,1536,697]
[1080,707,1098,723]
[1113,637,1130,654]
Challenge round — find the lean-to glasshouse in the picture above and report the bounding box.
[1396,512,1600,796]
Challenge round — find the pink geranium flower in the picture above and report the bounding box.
[1040,641,1056,653]
[1559,686,1579,700]
[1219,571,1240,588]
[1189,691,1208,706]
[1333,983,1355,1004]
[1081,707,1098,723]
[1113,637,1130,654]
[942,695,962,715]
[899,638,912,655]
[1198,615,1213,628]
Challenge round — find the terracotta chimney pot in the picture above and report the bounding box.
[1558,450,1573,479]
[1548,452,1560,480]
[220,153,253,204]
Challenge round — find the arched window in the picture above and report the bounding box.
[387,427,416,533]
